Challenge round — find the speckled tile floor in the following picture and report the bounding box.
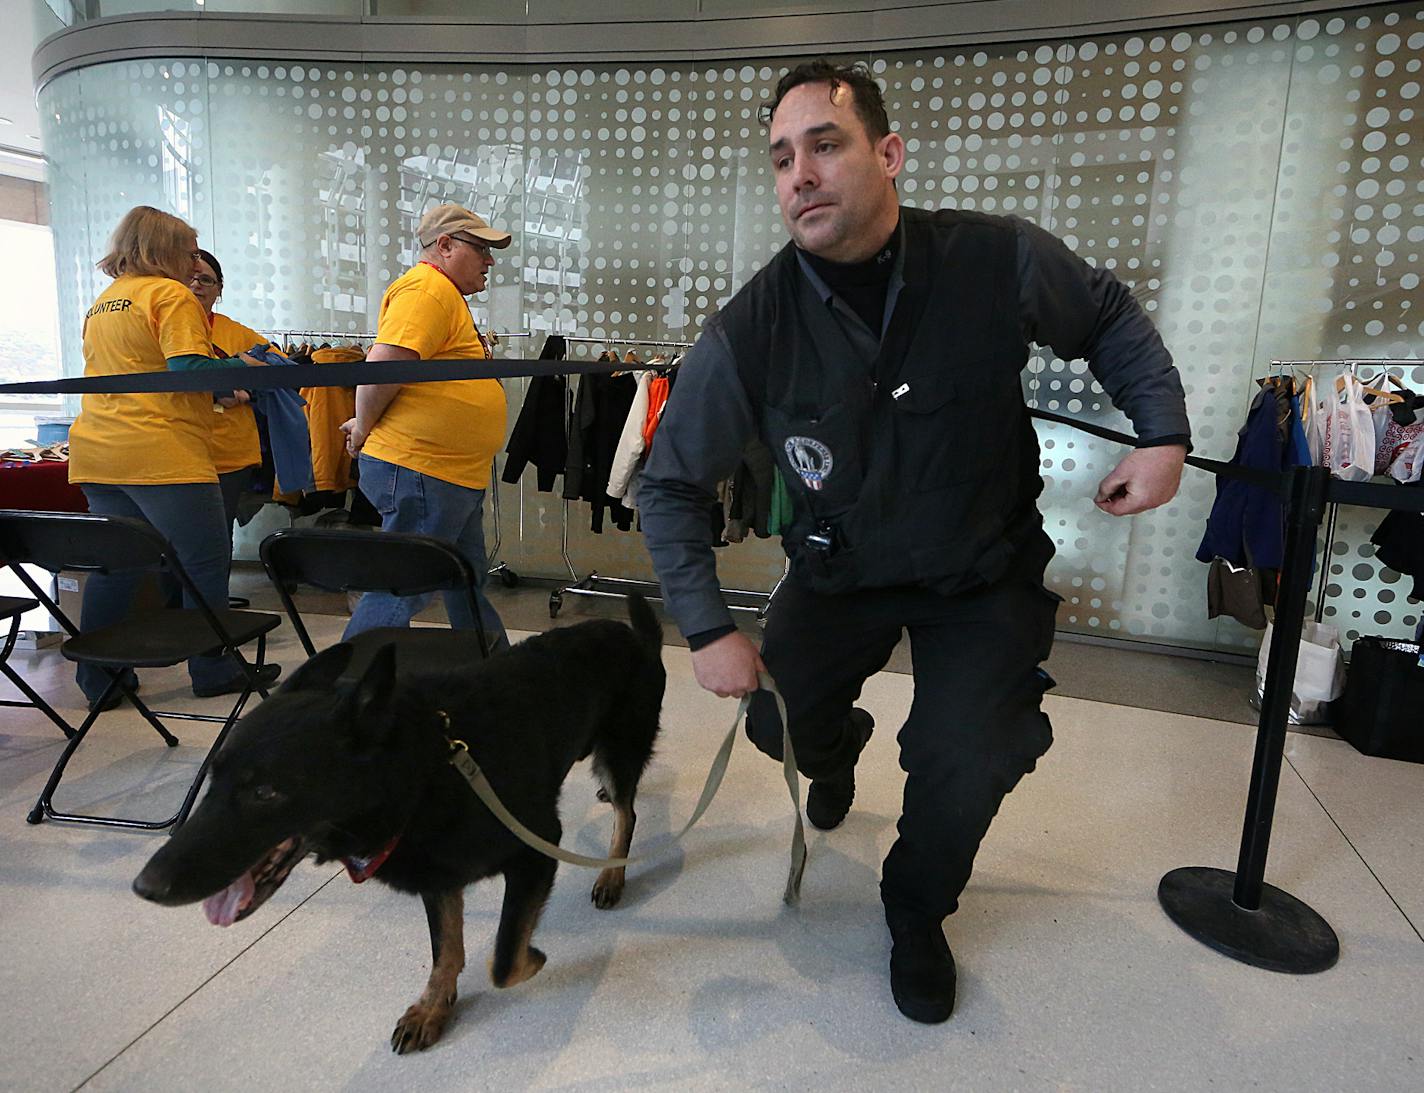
[1,607,1420,1092]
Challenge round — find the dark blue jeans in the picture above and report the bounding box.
[77,481,239,700]
[342,454,509,651]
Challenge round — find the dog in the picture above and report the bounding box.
[133,595,665,1053]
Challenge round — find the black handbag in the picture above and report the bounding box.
[1336,637,1424,763]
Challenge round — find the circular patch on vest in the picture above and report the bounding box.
[784,436,833,491]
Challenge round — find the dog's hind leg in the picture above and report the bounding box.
[490,846,557,989]
[391,889,465,1054]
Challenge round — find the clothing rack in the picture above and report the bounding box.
[264,329,531,342]
[257,328,529,585]
[558,335,695,351]
[1268,358,1422,369]
[264,329,376,341]
[482,332,532,587]
[1266,358,1422,623]
[482,336,534,584]
[536,336,774,622]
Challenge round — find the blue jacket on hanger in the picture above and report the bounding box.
[244,344,315,495]
[1196,385,1296,569]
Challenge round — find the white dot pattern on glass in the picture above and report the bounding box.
[37,11,1424,653]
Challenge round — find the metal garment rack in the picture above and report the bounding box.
[543,336,777,622]
[264,329,376,341]
[258,328,531,586]
[483,332,533,587]
[1266,357,1423,623]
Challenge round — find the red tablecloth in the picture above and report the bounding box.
[0,461,88,513]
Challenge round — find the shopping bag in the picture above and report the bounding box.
[1320,375,1375,482]
[1383,417,1424,483]
[1253,620,1346,725]
[1336,637,1424,762]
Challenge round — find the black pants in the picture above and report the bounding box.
[746,566,1060,921]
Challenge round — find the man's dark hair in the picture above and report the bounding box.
[760,59,891,142]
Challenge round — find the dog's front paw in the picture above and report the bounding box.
[591,868,626,909]
[390,1001,452,1054]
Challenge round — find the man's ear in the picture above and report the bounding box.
[283,642,355,692]
[879,131,906,181]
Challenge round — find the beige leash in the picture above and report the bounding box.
[446,671,807,905]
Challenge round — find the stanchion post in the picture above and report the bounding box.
[1158,463,1340,973]
[1233,463,1329,909]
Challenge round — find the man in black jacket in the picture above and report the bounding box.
[639,59,1191,1024]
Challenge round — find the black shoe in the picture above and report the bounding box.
[192,662,281,698]
[805,708,874,831]
[887,906,957,1024]
[89,674,139,712]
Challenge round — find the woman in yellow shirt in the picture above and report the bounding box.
[188,249,264,551]
[67,206,280,705]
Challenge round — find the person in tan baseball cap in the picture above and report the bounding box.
[415,203,513,251]
[337,201,514,653]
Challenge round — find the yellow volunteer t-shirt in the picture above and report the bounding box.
[68,275,218,486]
[207,311,266,474]
[362,262,506,490]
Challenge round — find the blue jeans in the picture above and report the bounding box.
[161,467,252,608]
[342,454,509,652]
[77,482,240,699]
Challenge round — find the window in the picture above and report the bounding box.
[0,220,64,449]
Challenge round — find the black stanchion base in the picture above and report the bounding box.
[1158,866,1339,974]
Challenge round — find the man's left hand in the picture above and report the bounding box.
[340,416,368,458]
[1094,444,1186,516]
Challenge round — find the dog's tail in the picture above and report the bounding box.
[626,593,663,654]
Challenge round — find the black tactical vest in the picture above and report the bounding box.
[720,206,1045,595]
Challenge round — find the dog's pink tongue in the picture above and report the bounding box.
[203,872,255,927]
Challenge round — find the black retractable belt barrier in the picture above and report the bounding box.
[5,364,1421,970]
[0,356,625,397]
[1159,469,1424,973]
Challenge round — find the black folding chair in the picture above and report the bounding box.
[0,510,282,830]
[0,594,76,739]
[259,527,491,662]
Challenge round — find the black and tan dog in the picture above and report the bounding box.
[133,595,665,1053]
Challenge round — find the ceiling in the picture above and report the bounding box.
[0,1,54,182]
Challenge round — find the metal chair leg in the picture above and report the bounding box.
[0,664,77,739]
[172,683,258,831]
[26,684,110,825]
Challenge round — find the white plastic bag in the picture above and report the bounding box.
[1384,417,1424,483]
[1253,620,1346,725]
[1389,431,1424,483]
[1320,375,1375,481]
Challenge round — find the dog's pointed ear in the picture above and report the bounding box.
[284,642,356,691]
[344,643,399,745]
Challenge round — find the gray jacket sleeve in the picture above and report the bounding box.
[638,318,757,639]
[1013,217,1191,447]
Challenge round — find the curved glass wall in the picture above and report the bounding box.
[38,3,1424,654]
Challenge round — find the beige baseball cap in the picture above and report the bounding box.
[415,203,512,249]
